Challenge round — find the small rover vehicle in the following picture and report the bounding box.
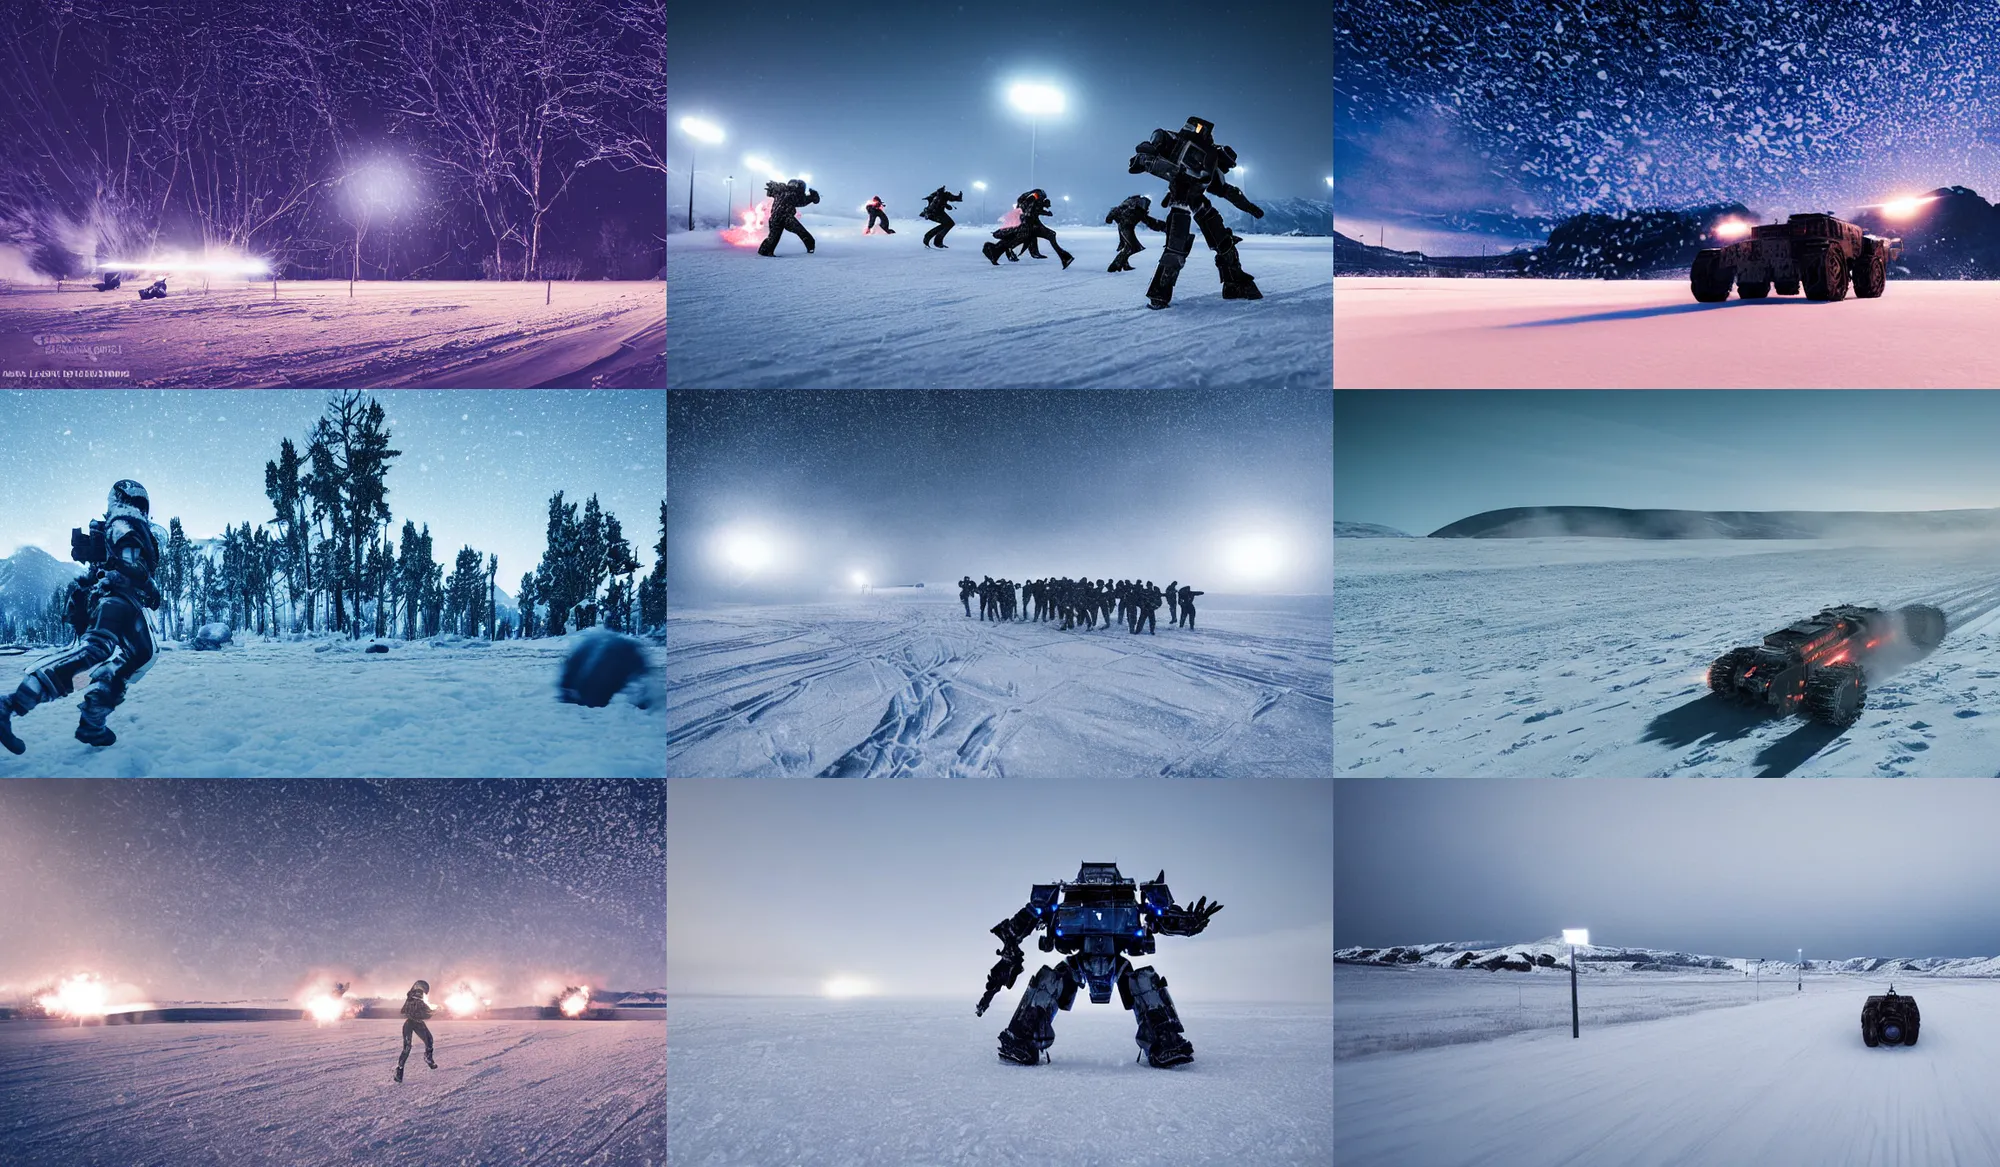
[1691,213,1900,303]
[1862,986,1920,1047]
[1707,604,1946,728]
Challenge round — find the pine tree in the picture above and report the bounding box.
[518,571,538,638]
[164,518,190,640]
[265,437,306,631]
[603,512,641,631]
[577,494,607,629]
[536,491,582,636]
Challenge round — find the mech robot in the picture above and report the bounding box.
[1127,116,1264,308]
[976,862,1222,1068]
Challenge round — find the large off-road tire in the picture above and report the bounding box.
[1863,1019,1880,1047]
[1708,647,1759,698]
[1899,604,1947,651]
[1806,662,1866,727]
[1776,278,1801,295]
[1854,241,1889,298]
[1691,249,1733,303]
[1738,280,1771,299]
[1801,245,1851,301]
[1906,1016,1919,1046]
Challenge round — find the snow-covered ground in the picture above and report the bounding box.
[666,219,1331,389]
[0,281,664,388]
[1333,277,2000,387]
[668,996,1330,1167]
[0,635,665,777]
[1336,965,2000,1165]
[667,599,1332,777]
[0,1019,664,1166]
[1335,537,2000,776]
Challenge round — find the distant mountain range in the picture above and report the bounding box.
[0,545,82,618]
[1218,196,1333,237]
[1429,506,2000,540]
[1340,938,2000,978]
[1335,521,1414,538]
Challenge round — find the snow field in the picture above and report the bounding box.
[666,223,1331,389]
[1333,277,2000,387]
[667,600,1333,778]
[0,281,664,388]
[1336,970,2000,1166]
[0,636,666,777]
[667,997,1331,1167]
[0,1019,665,1167]
[1335,537,2000,776]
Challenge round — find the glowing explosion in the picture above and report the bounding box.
[1876,195,1940,219]
[302,980,355,1025]
[444,983,489,1017]
[722,199,771,248]
[1712,219,1754,240]
[559,987,591,1017]
[37,974,110,1019]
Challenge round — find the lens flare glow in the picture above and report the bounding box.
[1712,219,1753,240]
[560,990,590,1017]
[95,256,271,275]
[1878,195,1938,219]
[851,571,868,587]
[38,975,111,1018]
[307,995,346,1023]
[680,117,725,143]
[1007,82,1066,116]
[446,991,480,1016]
[1226,533,1286,581]
[721,530,773,571]
[823,976,874,998]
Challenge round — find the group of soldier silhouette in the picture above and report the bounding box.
[752,116,1265,308]
[958,576,1205,634]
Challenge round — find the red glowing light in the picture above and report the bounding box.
[998,207,1022,229]
[722,199,772,248]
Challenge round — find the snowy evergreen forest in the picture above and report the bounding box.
[0,391,666,647]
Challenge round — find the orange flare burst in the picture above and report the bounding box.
[560,990,590,1017]
[722,199,772,248]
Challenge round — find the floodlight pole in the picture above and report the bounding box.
[727,174,735,226]
[1570,943,1580,1038]
[687,143,698,233]
[1798,948,1803,993]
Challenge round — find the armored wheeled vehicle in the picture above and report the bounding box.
[1862,986,1920,1047]
[1691,213,1901,303]
[1707,604,1947,728]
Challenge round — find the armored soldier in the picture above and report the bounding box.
[983,189,1074,269]
[864,195,895,235]
[919,187,964,248]
[1128,116,1264,308]
[1176,585,1205,628]
[1105,195,1168,272]
[756,179,821,257]
[959,575,977,617]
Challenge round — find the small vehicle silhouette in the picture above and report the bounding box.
[1692,213,1900,303]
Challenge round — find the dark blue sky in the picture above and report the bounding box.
[1338,780,2000,959]
[670,778,1331,1001]
[667,0,1332,226]
[1336,391,2000,536]
[1337,1,2000,248]
[0,779,665,1001]
[669,390,1333,599]
[0,391,665,587]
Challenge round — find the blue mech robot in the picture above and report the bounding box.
[976,862,1222,1068]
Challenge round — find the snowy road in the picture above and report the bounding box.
[666,223,1331,389]
[668,997,1330,1167]
[1335,538,2000,776]
[1334,277,2000,387]
[0,636,666,778]
[0,1019,664,1167]
[667,600,1332,777]
[1337,971,2000,1166]
[0,281,665,389]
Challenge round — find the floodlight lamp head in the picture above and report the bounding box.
[680,117,725,143]
[1562,929,1589,946]
[1008,82,1066,116]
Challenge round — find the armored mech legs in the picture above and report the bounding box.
[996,958,1193,1068]
[1145,203,1260,309]
[757,217,816,256]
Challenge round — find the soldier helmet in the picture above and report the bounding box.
[107,479,150,521]
[412,980,430,994]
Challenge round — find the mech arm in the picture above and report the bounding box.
[1209,176,1262,219]
[1144,871,1223,936]
[976,903,1038,1016]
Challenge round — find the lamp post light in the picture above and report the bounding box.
[1563,929,1589,1038]
[1007,83,1066,188]
[727,174,735,227]
[1799,948,1804,993]
[679,117,726,232]
[972,180,988,223]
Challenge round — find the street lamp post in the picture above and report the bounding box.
[1563,929,1588,1038]
[1798,948,1804,993]
[679,117,726,232]
[727,174,735,227]
[1007,83,1066,189]
[972,180,988,223]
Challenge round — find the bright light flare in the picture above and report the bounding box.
[1712,219,1754,240]
[307,995,346,1023]
[680,117,725,143]
[742,154,790,181]
[445,990,481,1016]
[851,571,868,587]
[1325,176,1335,188]
[560,989,591,1017]
[721,529,773,571]
[38,975,110,1018]
[94,256,271,275]
[1877,195,1938,219]
[823,976,875,998]
[1563,929,1590,946]
[1007,82,1066,116]
[723,199,772,248]
[972,180,987,191]
[1226,532,1287,581]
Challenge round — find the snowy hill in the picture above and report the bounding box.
[1334,521,1413,538]
[1337,938,2000,977]
[1429,505,2000,540]
[1219,196,1334,237]
[0,545,82,618]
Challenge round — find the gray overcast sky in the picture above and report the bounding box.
[0,779,665,1003]
[669,390,1332,601]
[0,390,664,590]
[669,779,1331,1003]
[1337,780,2000,960]
[1336,391,2000,537]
